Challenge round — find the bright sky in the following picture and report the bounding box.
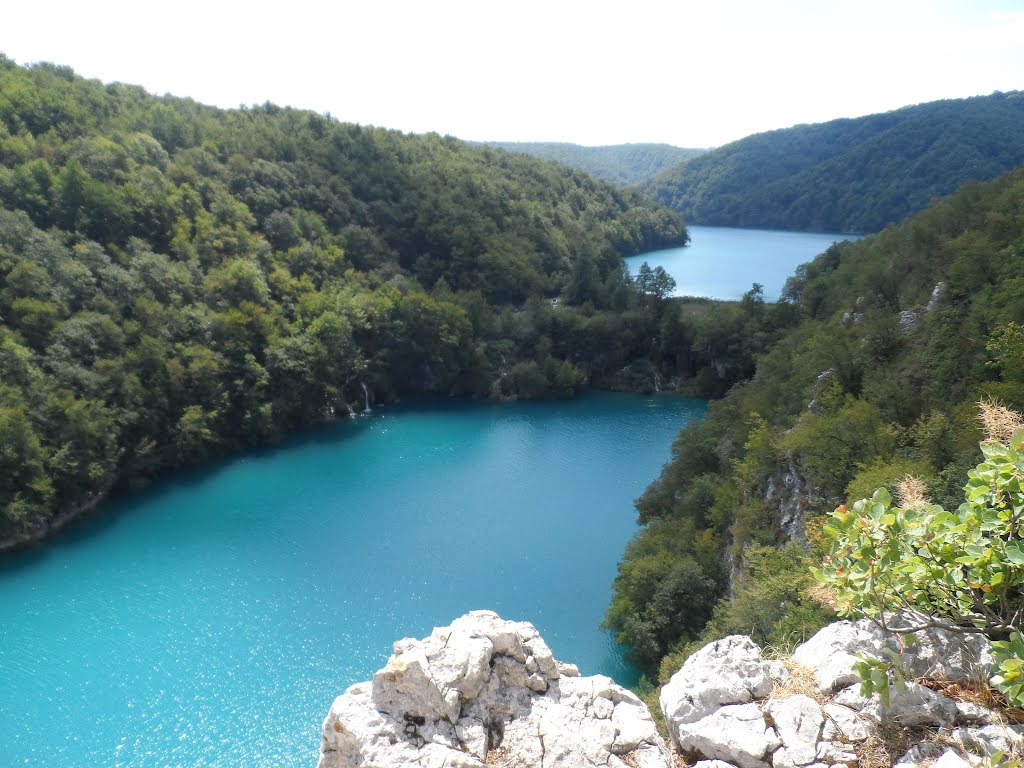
[4,0,1024,148]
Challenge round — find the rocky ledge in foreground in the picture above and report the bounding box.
[316,611,1022,768]
[316,610,670,768]
[661,615,1019,768]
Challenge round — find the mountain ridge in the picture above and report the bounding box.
[642,90,1024,233]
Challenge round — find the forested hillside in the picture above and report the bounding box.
[610,164,1024,680]
[486,142,706,187]
[0,57,689,545]
[642,91,1024,233]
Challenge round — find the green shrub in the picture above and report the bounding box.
[814,422,1024,704]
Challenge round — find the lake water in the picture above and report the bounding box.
[626,225,860,301]
[0,393,705,768]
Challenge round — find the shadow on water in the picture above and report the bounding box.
[0,411,380,576]
[0,390,702,581]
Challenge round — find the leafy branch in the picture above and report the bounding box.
[813,423,1024,704]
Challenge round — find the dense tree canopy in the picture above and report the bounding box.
[642,91,1024,233]
[0,56,690,545]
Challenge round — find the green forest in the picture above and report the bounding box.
[0,57,694,545]
[485,142,706,187]
[609,164,1024,685]
[642,91,1024,233]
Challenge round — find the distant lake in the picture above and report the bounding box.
[626,225,861,301]
[0,393,705,768]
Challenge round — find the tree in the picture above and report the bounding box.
[0,390,53,535]
[635,262,676,308]
[173,404,219,464]
[650,266,676,301]
[636,261,654,299]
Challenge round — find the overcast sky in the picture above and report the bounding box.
[4,0,1023,148]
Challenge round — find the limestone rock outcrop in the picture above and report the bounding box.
[659,617,1014,768]
[660,635,774,730]
[315,611,1018,768]
[790,613,993,694]
[316,610,670,768]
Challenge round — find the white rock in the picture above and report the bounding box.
[822,703,872,742]
[768,660,792,687]
[557,661,580,677]
[893,742,946,767]
[954,700,999,725]
[953,724,1024,756]
[693,762,741,768]
[858,681,958,727]
[660,635,773,749]
[790,621,874,693]
[884,613,993,681]
[675,702,781,768]
[765,695,824,768]
[815,743,859,766]
[791,615,992,695]
[930,749,974,768]
[832,684,869,710]
[318,611,671,768]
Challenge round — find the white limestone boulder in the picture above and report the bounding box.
[764,695,824,768]
[928,750,973,768]
[893,743,946,767]
[675,702,780,768]
[660,634,774,748]
[317,610,671,768]
[790,620,875,693]
[822,702,873,742]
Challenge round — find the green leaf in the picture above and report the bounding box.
[1005,541,1024,565]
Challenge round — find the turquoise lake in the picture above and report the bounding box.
[626,225,861,301]
[0,393,705,768]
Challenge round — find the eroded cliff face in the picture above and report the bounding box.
[316,611,1019,768]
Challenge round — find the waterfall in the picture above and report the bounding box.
[361,382,371,412]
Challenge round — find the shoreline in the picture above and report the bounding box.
[0,490,108,555]
[0,383,699,558]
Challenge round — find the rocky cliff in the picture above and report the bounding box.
[316,612,1021,768]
